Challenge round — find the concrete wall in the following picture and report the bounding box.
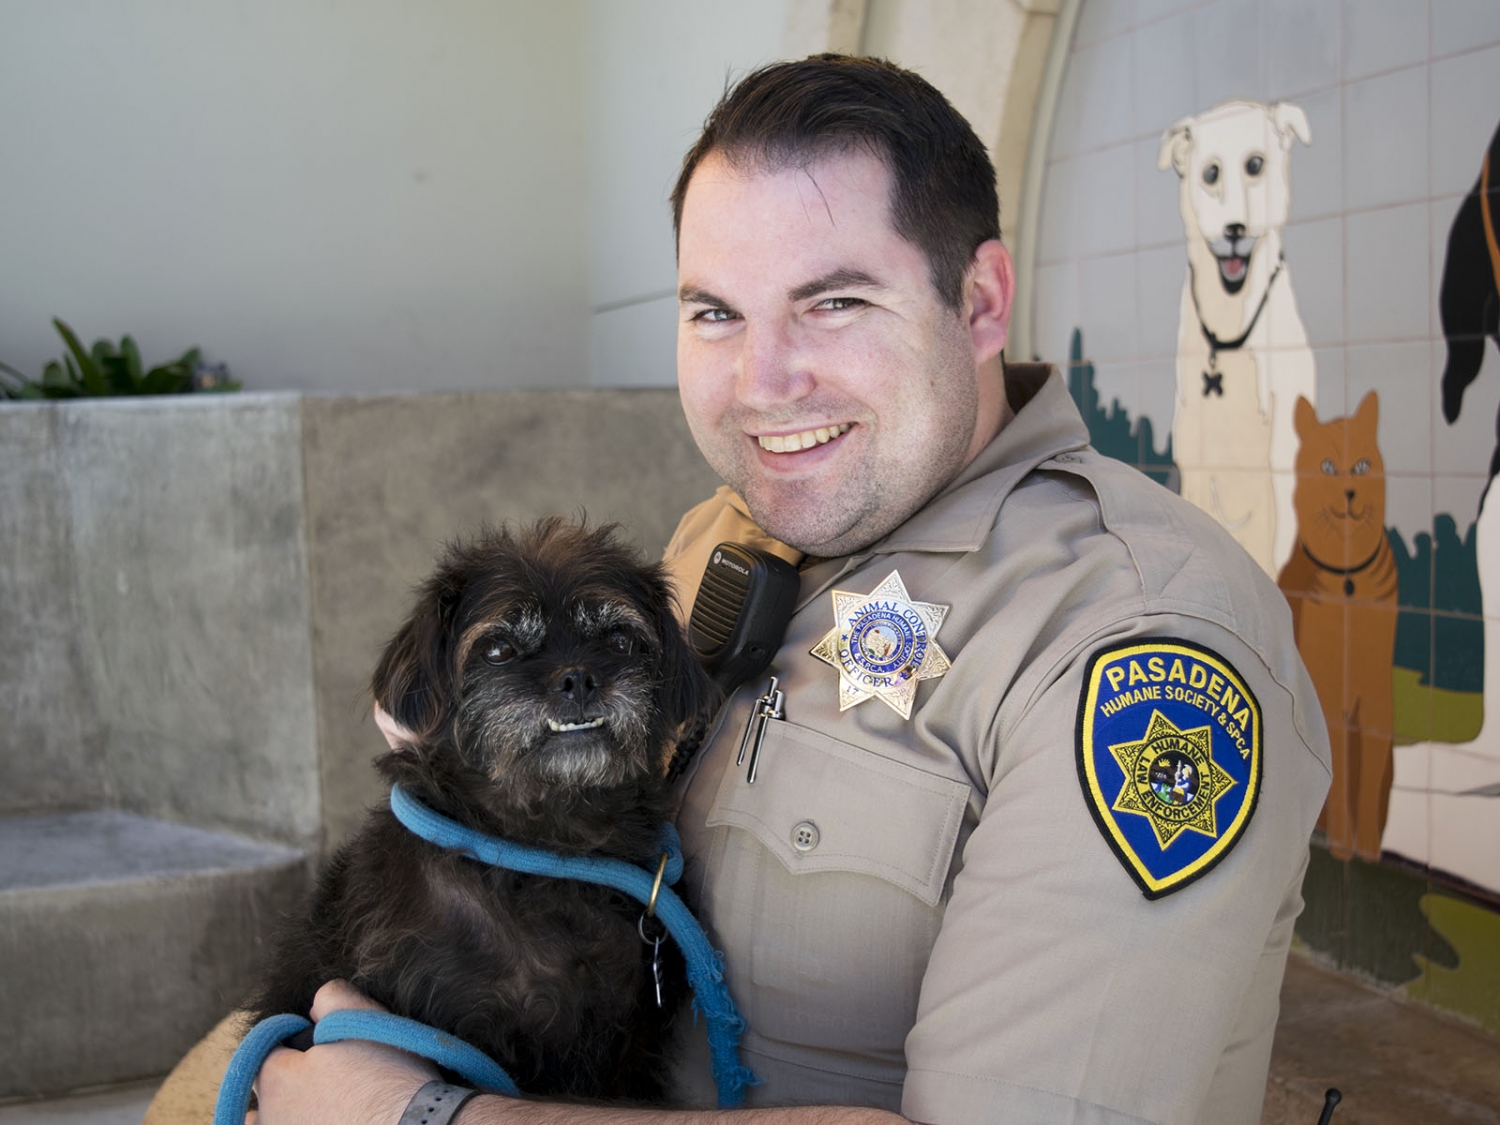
[0,396,321,843]
[1,391,720,849]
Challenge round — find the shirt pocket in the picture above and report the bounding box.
[706,719,969,907]
[700,719,969,1073]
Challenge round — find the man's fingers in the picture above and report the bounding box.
[310,978,388,1021]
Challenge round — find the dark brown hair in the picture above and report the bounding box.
[670,54,1000,310]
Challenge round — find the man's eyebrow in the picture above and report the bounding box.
[787,268,883,302]
[678,285,728,306]
[678,268,884,309]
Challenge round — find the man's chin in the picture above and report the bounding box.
[741,484,883,557]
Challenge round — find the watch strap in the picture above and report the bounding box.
[399,1080,478,1125]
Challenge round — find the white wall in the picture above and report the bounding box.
[0,1,799,395]
[584,0,789,387]
[0,1,1041,395]
[0,1,593,394]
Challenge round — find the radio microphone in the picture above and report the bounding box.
[688,542,800,692]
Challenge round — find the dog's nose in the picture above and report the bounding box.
[554,668,599,704]
[1224,222,1246,239]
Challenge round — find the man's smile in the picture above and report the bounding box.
[756,422,854,454]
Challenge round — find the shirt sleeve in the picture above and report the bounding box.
[900,612,1330,1125]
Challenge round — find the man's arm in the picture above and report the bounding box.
[900,613,1328,1124]
[249,981,908,1125]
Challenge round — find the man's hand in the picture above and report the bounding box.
[249,980,436,1125]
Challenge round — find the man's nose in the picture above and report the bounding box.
[734,322,814,409]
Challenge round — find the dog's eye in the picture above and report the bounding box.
[1351,459,1370,476]
[483,640,518,666]
[1245,154,1264,177]
[1320,459,1336,476]
[1202,162,1220,186]
[606,628,635,656]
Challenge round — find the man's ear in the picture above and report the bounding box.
[966,239,1014,363]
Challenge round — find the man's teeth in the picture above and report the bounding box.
[758,422,852,453]
[547,718,605,732]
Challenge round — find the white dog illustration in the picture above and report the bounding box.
[1159,99,1314,575]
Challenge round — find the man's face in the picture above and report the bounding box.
[676,149,998,557]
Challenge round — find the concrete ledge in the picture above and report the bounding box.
[0,812,308,1099]
[1264,951,1500,1123]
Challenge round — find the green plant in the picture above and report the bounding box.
[0,318,237,399]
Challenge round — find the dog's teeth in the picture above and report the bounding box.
[547,717,606,733]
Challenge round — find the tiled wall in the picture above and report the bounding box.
[1031,0,1500,1034]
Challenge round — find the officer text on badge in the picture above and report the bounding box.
[811,570,951,720]
[1076,640,1263,899]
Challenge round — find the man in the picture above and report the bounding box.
[252,55,1329,1124]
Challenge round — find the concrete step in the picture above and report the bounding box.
[0,810,308,1100]
[0,1079,159,1125]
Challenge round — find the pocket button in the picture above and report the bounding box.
[791,821,820,852]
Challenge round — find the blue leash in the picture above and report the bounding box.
[214,786,754,1123]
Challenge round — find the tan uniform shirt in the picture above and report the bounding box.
[663,366,1330,1125]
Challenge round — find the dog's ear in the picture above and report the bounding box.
[370,570,464,746]
[1272,102,1310,149]
[1158,116,1194,175]
[373,701,418,751]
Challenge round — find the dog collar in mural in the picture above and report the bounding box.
[810,570,951,720]
[1076,638,1262,899]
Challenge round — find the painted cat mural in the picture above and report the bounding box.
[1278,393,1398,862]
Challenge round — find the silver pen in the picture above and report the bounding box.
[746,686,784,785]
[736,676,778,766]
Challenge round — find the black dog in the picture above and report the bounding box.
[251,519,715,1101]
[1439,115,1500,470]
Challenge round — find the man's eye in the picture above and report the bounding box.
[815,296,866,312]
[607,628,635,655]
[691,307,737,324]
[483,641,517,666]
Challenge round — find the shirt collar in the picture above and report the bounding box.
[866,364,1089,555]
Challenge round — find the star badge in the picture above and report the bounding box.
[810,570,951,719]
[1107,710,1236,848]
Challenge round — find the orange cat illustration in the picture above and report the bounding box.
[1277,393,1399,862]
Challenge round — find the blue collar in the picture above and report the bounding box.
[390,784,755,1108]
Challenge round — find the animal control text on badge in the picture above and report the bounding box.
[1160,98,1315,576]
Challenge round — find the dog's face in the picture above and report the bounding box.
[371,520,712,809]
[1159,100,1309,295]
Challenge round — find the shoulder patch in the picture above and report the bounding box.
[1075,638,1262,899]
